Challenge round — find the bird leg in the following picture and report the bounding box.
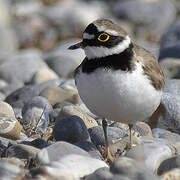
[126,124,133,149]
[102,118,114,163]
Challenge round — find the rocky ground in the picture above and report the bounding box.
[0,0,180,179]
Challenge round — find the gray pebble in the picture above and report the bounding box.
[0,161,24,180]
[125,138,174,174]
[74,141,103,160]
[157,155,180,175]
[148,93,180,134]
[152,128,180,144]
[20,138,50,149]
[164,79,180,96]
[0,49,47,84]
[160,58,180,79]
[5,85,39,110]
[110,157,160,180]
[53,115,90,143]
[112,0,176,35]
[159,20,180,60]
[88,126,127,146]
[36,141,90,164]
[6,144,40,159]
[86,167,113,180]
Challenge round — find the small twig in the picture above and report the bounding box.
[33,105,47,133]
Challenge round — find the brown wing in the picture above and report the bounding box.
[133,44,165,91]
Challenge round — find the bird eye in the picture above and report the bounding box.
[98,33,110,42]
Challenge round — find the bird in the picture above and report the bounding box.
[68,19,164,162]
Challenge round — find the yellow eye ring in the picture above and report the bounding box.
[98,33,110,42]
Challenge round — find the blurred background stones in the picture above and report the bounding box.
[0,0,179,179]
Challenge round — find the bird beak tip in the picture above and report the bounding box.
[68,41,83,50]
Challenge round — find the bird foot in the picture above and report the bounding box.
[104,147,114,164]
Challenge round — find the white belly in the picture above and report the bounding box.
[75,63,162,124]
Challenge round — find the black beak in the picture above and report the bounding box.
[68,41,84,50]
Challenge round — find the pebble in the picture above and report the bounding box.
[58,105,98,129]
[6,143,40,159]
[0,24,18,63]
[161,168,180,180]
[160,58,180,79]
[22,96,53,115]
[36,141,90,164]
[40,86,80,105]
[0,101,15,118]
[21,96,52,133]
[0,160,26,180]
[20,138,50,149]
[126,138,175,174]
[164,79,180,96]
[88,126,127,146]
[0,49,47,84]
[32,154,108,179]
[148,93,180,134]
[74,141,103,160]
[33,78,63,94]
[40,0,109,37]
[86,167,113,180]
[110,157,160,180]
[0,81,24,97]
[44,39,85,78]
[112,0,176,35]
[157,156,180,176]
[31,67,59,84]
[152,128,180,144]
[159,20,180,60]
[5,85,39,110]
[0,117,22,140]
[53,115,90,143]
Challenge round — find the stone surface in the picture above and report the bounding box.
[159,20,180,60]
[112,0,176,35]
[58,105,98,129]
[0,101,15,118]
[32,154,108,179]
[86,167,113,180]
[40,86,79,105]
[152,128,180,144]
[45,39,85,77]
[160,58,180,79]
[148,93,180,134]
[40,0,109,36]
[74,141,103,160]
[20,138,50,149]
[157,156,180,175]
[0,49,47,84]
[31,67,59,84]
[164,79,180,96]
[0,160,26,180]
[88,126,127,146]
[0,117,22,140]
[21,96,52,133]
[110,157,159,180]
[126,138,175,174]
[36,141,90,164]
[53,115,90,143]
[6,144,40,159]
[161,168,180,180]
[5,85,39,110]
[22,96,53,115]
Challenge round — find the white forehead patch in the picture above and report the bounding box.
[83,33,95,40]
[95,24,119,36]
[84,36,131,59]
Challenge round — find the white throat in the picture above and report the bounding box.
[84,36,131,59]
